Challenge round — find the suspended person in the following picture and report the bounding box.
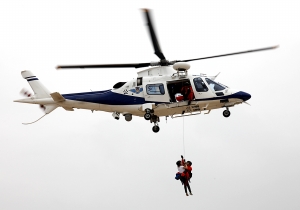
[181,156,193,194]
[180,82,194,105]
[176,156,193,196]
[176,160,192,196]
[181,156,193,183]
[186,161,193,182]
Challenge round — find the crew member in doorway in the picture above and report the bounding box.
[181,82,194,105]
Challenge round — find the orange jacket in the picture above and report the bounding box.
[180,86,194,101]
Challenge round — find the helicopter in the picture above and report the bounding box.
[14,9,278,132]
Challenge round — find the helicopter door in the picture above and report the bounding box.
[143,82,170,103]
[192,77,212,99]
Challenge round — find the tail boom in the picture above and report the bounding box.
[14,98,54,104]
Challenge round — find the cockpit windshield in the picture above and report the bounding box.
[205,78,226,91]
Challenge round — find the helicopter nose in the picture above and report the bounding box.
[237,91,251,101]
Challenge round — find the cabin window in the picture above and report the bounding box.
[205,78,225,91]
[146,83,165,95]
[193,77,208,92]
[137,77,143,86]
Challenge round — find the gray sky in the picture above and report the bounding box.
[1,0,300,209]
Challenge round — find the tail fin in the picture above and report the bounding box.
[21,70,50,98]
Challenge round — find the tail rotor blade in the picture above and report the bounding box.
[20,88,32,97]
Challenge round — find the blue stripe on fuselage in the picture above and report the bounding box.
[61,90,250,105]
[195,91,251,102]
[62,90,146,105]
[62,90,111,97]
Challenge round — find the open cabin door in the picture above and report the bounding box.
[143,80,170,103]
[166,79,192,102]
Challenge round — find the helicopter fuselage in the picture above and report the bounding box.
[14,67,251,131]
[58,66,251,117]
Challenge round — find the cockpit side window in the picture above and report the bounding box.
[113,82,126,89]
[193,77,208,92]
[205,78,225,91]
[146,84,165,95]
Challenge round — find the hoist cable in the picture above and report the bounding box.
[183,117,185,158]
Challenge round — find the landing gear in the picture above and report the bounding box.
[144,108,153,120]
[144,113,151,120]
[145,108,153,114]
[152,125,160,133]
[223,109,231,117]
[112,112,120,120]
[124,114,132,122]
[150,115,160,133]
[144,109,160,132]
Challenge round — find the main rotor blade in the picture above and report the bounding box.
[142,9,166,60]
[179,45,279,62]
[56,63,151,69]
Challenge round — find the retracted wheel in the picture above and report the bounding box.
[223,110,231,117]
[144,113,151,120]
[152,125,160,133]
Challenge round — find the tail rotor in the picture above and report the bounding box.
[20,88,32,98]
[20,88,46,111]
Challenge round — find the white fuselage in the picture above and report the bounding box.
[15,67,251,119]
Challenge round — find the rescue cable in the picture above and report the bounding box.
[182,117,185,158]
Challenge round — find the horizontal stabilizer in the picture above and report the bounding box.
[62,106,74,111]
[50,92,65,102]
[50,92,74,111]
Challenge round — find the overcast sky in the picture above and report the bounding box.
[1,0,300,209]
